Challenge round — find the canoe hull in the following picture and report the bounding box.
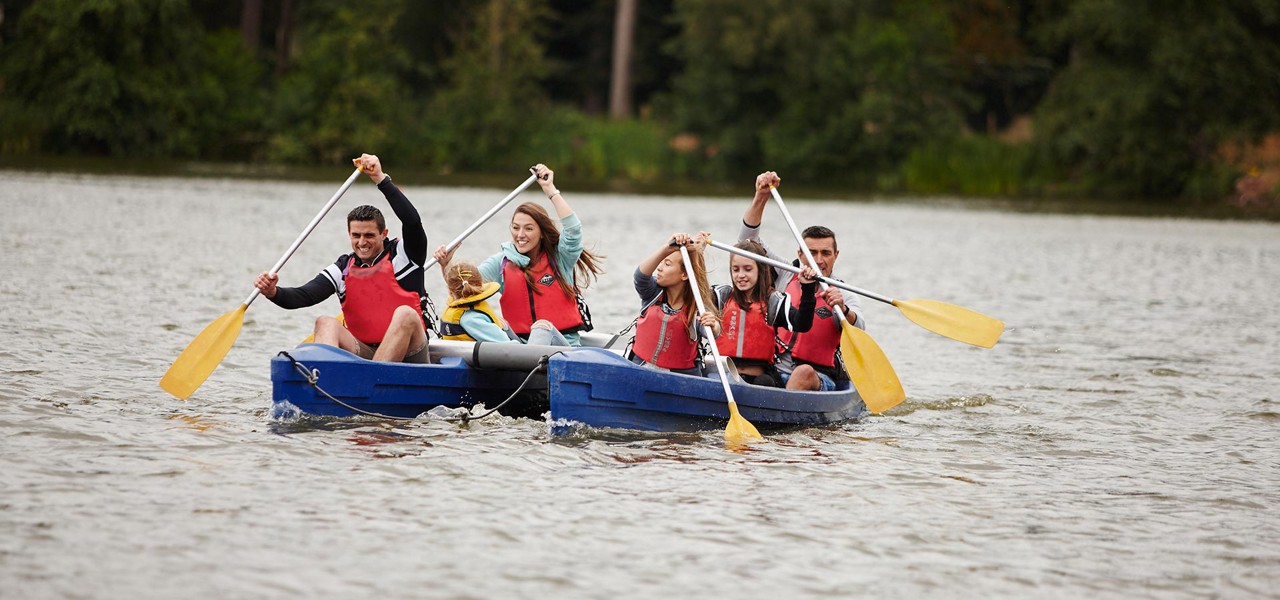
[271,343,548,419]
[548,348,866,433]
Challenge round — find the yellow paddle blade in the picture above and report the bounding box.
[725,401,764,444]
[839,323,906,414]
[159,304,247,399]
[893,298,1005,348]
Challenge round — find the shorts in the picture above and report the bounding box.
[353,338,431,364]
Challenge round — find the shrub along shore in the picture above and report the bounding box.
[2,1,1278,214]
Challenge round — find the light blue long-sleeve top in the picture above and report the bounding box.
[478,213,585,346]
[458,310,519,343]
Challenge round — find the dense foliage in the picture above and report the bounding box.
[1,0,1278,203]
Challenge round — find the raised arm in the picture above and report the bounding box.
[742,171,780,228]
[532,164,573,219]
[638,232,701,275]
[356,153,427,265]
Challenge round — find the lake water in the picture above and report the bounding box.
[1,170,1277,599]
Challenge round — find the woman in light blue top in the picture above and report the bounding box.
[435,259,567,346]
[436,164,603,346]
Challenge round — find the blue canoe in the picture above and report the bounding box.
[547,348,866,433]
[271,333,624,419]
[271,342,557,419]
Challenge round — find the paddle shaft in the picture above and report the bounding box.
[677,245,738,406]
[711,226,1004,349]
[422,174,539,271]
[707,239,893,305]
[768,187,863,323]
[767,186,907,411]
[242,168,363,307]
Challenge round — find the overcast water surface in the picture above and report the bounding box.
[1,171,1277,599]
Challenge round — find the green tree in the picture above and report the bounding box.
[1033,0,1280,198]
[763,0,970,184]
[0,0,260,157]
[264,0,416,164]
[661,0,971,184]
[422,0,552,171]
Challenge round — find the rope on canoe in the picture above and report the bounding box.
[276,350,560,424]
[458,352,562,422]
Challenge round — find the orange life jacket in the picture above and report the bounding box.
[715,296,777,363]
[631,296,699,370]
[776,277,840,368]
[341,257,423,345]
[500,254,585,335]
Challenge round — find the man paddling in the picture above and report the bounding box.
[253,153,430,363]
[738,171,865,391]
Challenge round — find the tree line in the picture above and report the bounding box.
[2,0,1279,205]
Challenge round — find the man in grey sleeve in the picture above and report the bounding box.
[738,171,864,391]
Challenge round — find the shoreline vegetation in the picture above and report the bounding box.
[4,154,1275,222]
[2,1,1278,220]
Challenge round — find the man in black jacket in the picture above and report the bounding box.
[253,153,430,363]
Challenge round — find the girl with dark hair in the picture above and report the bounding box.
[629,232,721,375]
[711,239,819,387]
[436,164,604,346]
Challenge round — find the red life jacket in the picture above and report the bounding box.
[341,256,423,345]
[632,297,699,370]
[777,277,840,368]
[716,296,777,363]
[500,254,585,335]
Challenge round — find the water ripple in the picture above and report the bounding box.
[2,172,1279,598]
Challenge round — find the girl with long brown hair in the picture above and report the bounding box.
[710,239,819,387]
[628,232,721,376]
[436,164,603,346]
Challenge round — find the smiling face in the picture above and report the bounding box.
[510,212,543,255]
[654,251,688,288]
[799,236,839,278]
[730,254,759,291]
[348,220,387,263]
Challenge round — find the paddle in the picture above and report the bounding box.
[424,173,539,271]
[677,244,763,444]
[767,187,906,414]
[706,240,1004,348]
[298,173,541,344]
[160,168,364,399]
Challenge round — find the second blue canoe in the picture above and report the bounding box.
[548,348,866,433]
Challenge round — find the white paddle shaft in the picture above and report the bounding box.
[243,168,363,307]
[678,245,738,406]
[769,187,864,323]
[707,239,894,305]
[422,174,539,271]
